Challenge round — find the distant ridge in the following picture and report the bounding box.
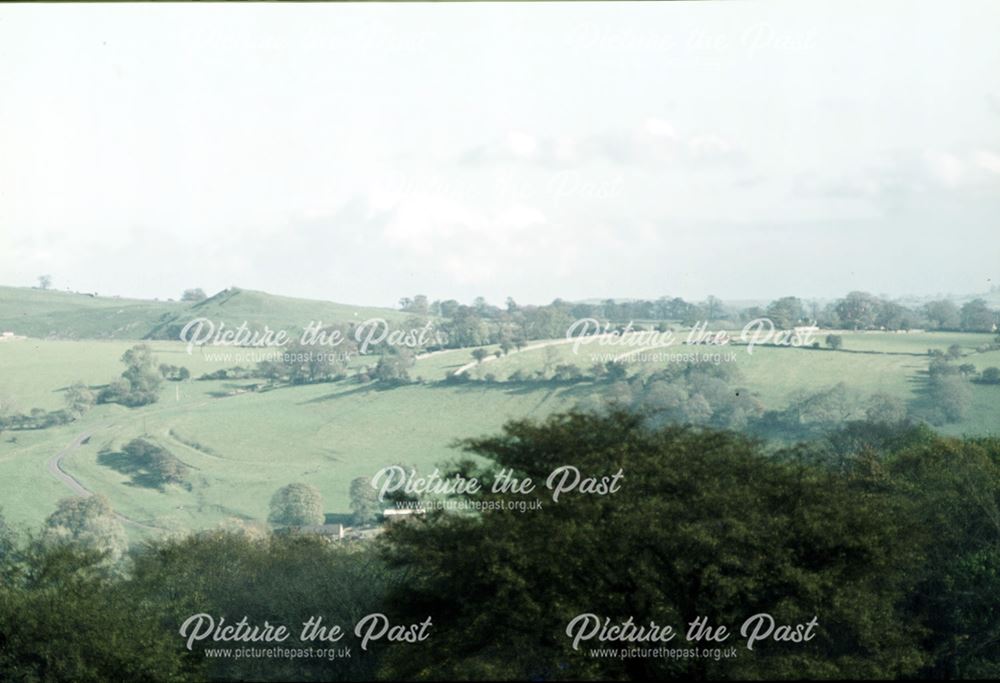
[0,286,407,341]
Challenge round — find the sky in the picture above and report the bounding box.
[1,1,999,307]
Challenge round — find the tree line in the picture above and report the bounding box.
[400,291,998,352]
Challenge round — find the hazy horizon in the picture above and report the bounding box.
[1,277,995,310]
[2,1,999,307]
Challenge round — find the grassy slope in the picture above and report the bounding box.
[145,288,411,339]
[0,345,579,533]
[0,286,408,341]
[0,286,180,339]
[1,330,998,538]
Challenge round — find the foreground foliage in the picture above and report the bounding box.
[378,412,999,680]
[1,412,998,680]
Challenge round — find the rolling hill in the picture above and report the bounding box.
[0,286,408,341]
[2,283,998,540]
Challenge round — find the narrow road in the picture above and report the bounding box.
[46,431,93,497]
[46,427,165,532]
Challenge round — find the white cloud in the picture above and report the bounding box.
[462,120,742,170]
[506,131,539,159]
[975,149,1000,174]
[688,135,733,160]
[643,117,676,139]
[925,152,965,188]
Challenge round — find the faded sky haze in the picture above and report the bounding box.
[1,1,999,306]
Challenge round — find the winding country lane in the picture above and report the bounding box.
[46,427,166,531]
[46,431,94,497]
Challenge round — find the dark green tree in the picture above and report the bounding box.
[0,541,194,681]
[378,411,926,680]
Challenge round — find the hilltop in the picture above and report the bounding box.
[0,286,408,341]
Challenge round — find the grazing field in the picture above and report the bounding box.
[0,339,582,535]
[831,330,995,355]
[1,327,998,538]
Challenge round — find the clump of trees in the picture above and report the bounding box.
[0,383,93,433]
[119,438,190,489]
[927,375,973,423]
[957,298,997,332]
[751,382,920,439]
[765,296,807,328]
[257,338,354,386]
[573,359,763,432]
[756,382,863,436]
[370,348,415,385]
[41,495,127,566]
[268,483,325,527]
[920,357,975,424]
[257,348,309,385]
[398,294,429,315]
[0,407,74,431]
[979,367,1000,384]
[98,345,163,407]
[865,391,908,423]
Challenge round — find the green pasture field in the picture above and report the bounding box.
[0,339,581,536]
[1,329,998,539]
